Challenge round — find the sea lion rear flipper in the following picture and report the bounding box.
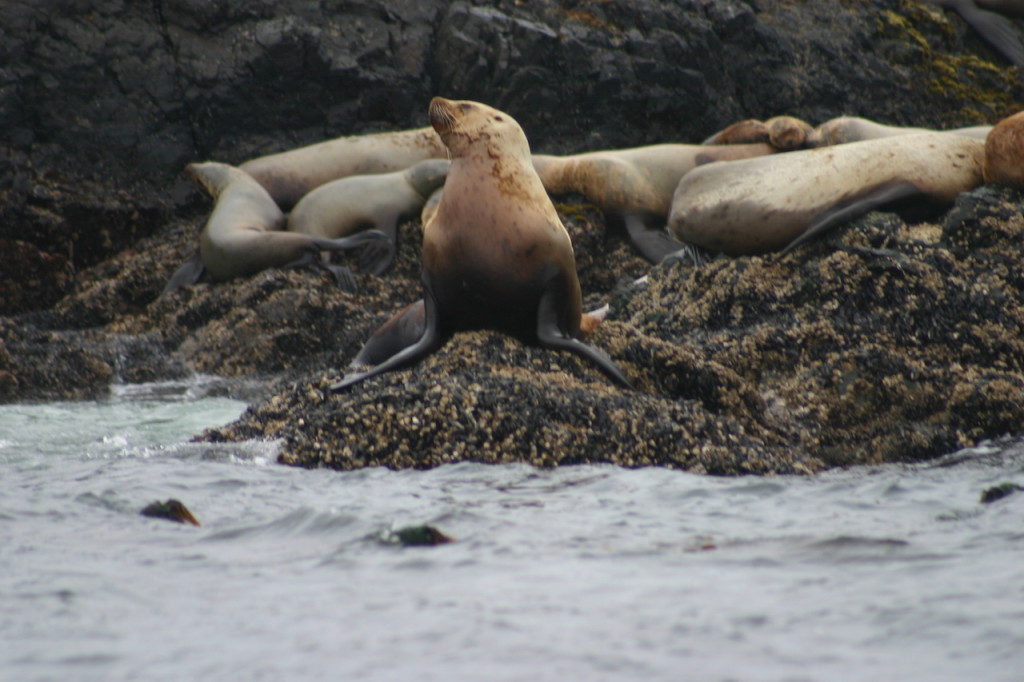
[358,218,399,275]
[781,181,922,255]
[623,212,687,264]
[948,0,1024,66]
[535,277,632,388]
[313,230,395,276]
[161,254,205,296]
[331,289,445,392]
[324,264,358,292]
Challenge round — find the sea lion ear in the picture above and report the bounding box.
[493,115,504,122]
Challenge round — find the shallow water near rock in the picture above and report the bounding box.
[2,380,1022,682]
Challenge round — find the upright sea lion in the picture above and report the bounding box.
[530,143,777,263]
[333,97,631,390]
[927,0,1024,66]
[164,162,388,292]
[702,116,815,150]
[808,116,993,147]
[287,159,450,274]
[668,133,986,256]
[239,127,448,210]
[983,109,1024,185]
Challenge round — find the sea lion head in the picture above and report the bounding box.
[428,97,531,160]
[983,109,1024,186]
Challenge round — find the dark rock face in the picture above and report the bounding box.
[2,0,1024,472]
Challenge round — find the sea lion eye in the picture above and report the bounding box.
[459,103,473,112]
[494,115,504,121]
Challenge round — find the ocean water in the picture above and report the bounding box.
[1,378,1022,682]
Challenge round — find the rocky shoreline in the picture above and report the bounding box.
[3,0,1024,473]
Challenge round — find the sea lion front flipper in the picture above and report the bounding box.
[623,212,687,264]
[161,254,206,296]
[330,288,446,392]
[535,276,632,388]
[781,181,922,255]
[350,300,427,369]
[946,0,1024,66]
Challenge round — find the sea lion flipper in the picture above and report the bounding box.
[331,290,445,392]
[312,230,395,275]
[350,300,427,369]
[161,254,205,295]
[535,280,632,388]
[947,1,1024,66]
[623,212,687,264]
[781,181,922,255]
[325,264,359,292]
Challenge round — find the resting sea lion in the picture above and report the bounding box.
[164,162,388,292]
[702,115,815,150]
[333,97,631,390]
[808,116,993,147]
[287,159,450,274]
[668,132,986,255]
[530,143,777,263]
[983,109,1024,185]
[239,127,448,210]
[927,0,1024,66]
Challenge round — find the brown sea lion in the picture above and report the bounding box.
[927,0,1024,66]
[668,133,986,256]
[287,159,450,274]
[164,162,389,293]
[239,127,448,211]
[530,143,777,263]
[332,97,631,390]
[701,116,815,150]
[983,110,1024,185]
[808,116,993,147]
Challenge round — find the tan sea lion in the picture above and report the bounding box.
[808,116,993,147]
[668,132,986,256]
[530,142,777,263]
[983,110,1024,185]
[287,159,450,274]
[239,127,448,210]
[333,97,631,390]
[164,162,389,293]
[702,115,815,150]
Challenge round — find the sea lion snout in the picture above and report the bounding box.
[429,97,458,134]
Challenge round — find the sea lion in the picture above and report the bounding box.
[141,499,200,526]
[164,162,389,292]
[702,115,815,150]
[239,127,448,210]
[287,159,450,274]
[332,97,631,390]
[530,143,777,263]
[927,0,1024,66]
[983,110,1024,185]
[668,132,986,256]
[808,116,993,147]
